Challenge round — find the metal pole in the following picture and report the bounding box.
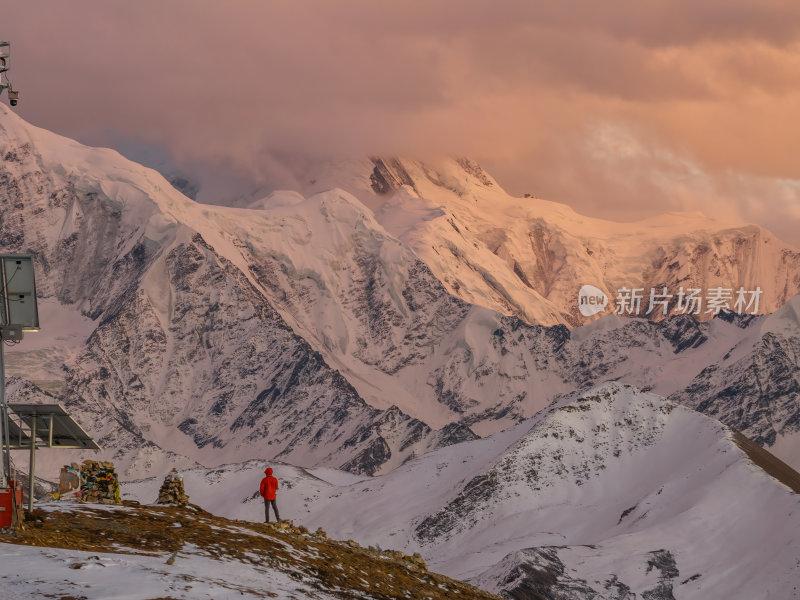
[0,336,20,527]
[0,339,9,487]
[0,257,9,488]
[28,414,35,512]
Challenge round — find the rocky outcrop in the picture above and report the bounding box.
[59,234,469,477]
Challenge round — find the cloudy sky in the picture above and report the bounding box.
[4,1,800,244]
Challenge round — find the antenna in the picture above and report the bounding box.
[0,41,20,106]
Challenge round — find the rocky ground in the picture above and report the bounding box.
[0,501,499,600]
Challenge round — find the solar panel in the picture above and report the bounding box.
[0,254,40,330]
[8,404,68,417]
[3,418,32,448]
[6,404,100,450]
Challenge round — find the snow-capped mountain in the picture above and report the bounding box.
[0,106,474,478]
[2,105,799,479]
[123,383,800,599]
[296,157,800,327]
[408,300,800,468]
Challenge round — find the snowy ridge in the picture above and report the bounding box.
[415,385,677,545]
[123,383,800,599]
[0,501,498,600]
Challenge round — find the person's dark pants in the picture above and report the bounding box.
[264,498,280,522]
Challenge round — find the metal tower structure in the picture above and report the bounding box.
[0,40,19,105]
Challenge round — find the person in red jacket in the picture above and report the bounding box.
[259,467,280,522]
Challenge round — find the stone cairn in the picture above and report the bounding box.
[80,460,121,504]
[156,468,189,506]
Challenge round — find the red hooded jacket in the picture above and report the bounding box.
[260,468,278,501]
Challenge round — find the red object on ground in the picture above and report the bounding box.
[0,482,23,528]
[259,468,278,501]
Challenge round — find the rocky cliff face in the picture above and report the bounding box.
[58,232,475,477]
[0,141,166,322]
[667,298,800,466]
[413,306,800,467]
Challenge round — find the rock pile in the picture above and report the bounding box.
[80,460,121,504]
[156,469,189,506]
[381,550,428,572]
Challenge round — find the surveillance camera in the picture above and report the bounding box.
[10,98,17,106]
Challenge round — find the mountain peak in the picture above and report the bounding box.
[367,156,500,197]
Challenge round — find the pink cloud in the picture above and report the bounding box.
[3,1,799,244]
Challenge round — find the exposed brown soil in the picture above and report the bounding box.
[732,431,800,493]
[0,501,501,600]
